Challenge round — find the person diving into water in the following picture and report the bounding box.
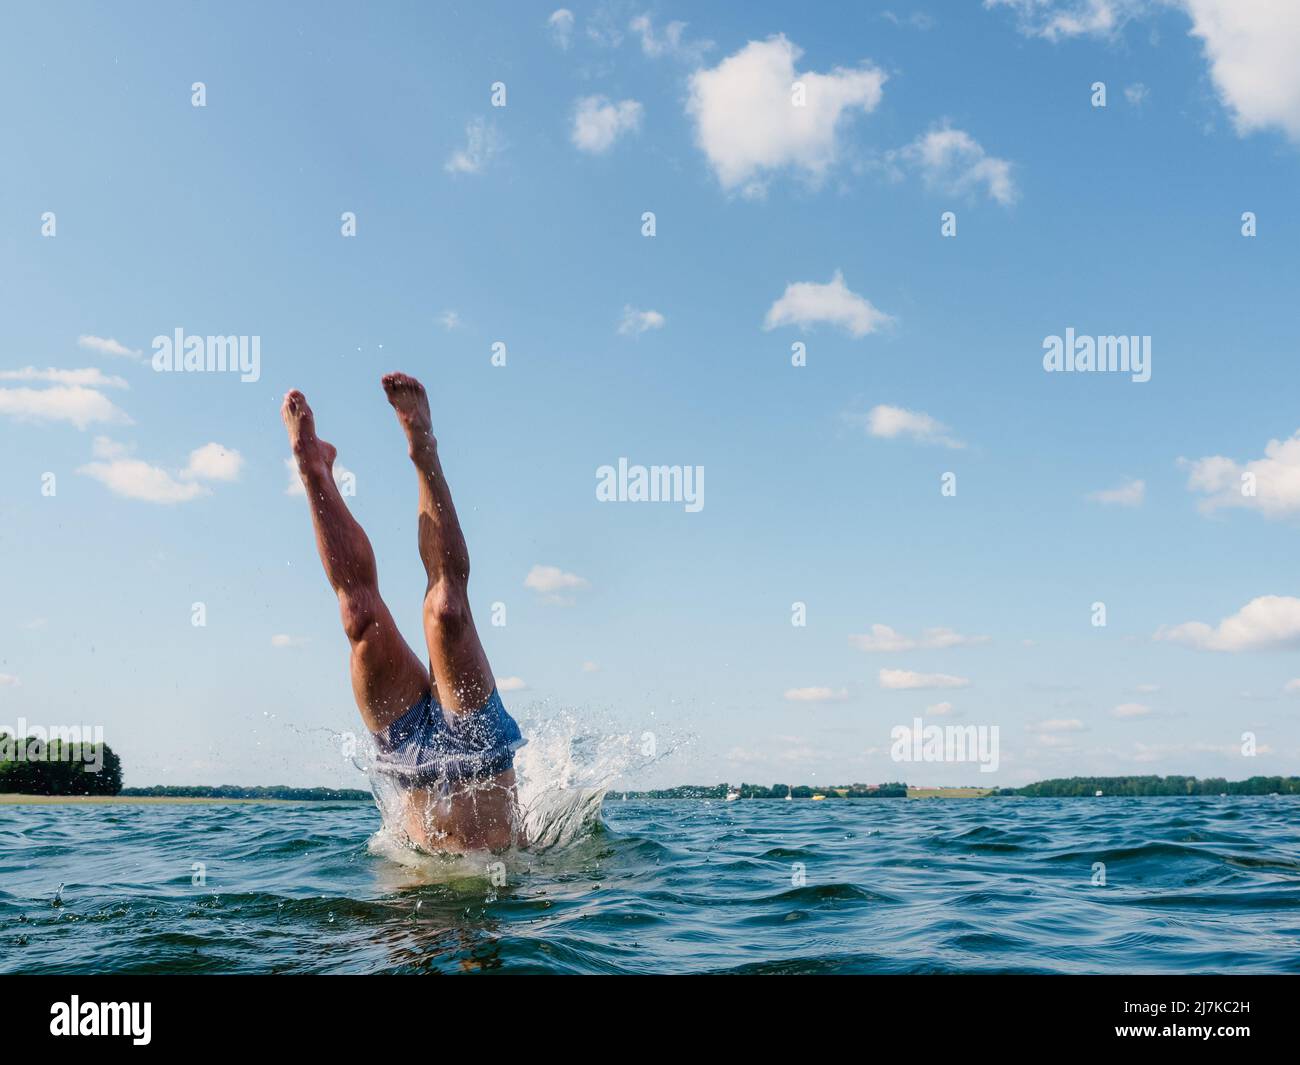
[282,373,524,853]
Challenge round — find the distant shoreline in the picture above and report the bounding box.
[0,793,372,806]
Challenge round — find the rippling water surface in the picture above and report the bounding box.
[3,796,1299,974]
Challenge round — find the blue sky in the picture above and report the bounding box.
[3,0,1300,789]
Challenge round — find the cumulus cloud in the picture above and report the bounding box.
[571,95,643,153]
[850,624,988,652]
[1111,702,1152,718]
[1181,430,1300,516]
[525,564,589,604]
[80,439,242,504]
[0,367,128,389]
[784,686,850,702]
[445,117,503,175]
[1183,0,1300,139]
[271,634,308,648]
[879,668,971,690]
[629,13,713,63]
[686,35,886,195]
[183,442,243,481]
[1088,478,1145,506]
[763,271,893,338]
[496,676,528,692]
[1156,595,1300,652]
[926,701,957,716]
[987,0,1139,40]
[547,8,574,49]
[617,306,665,335]
[77,335,140,360]
[1125,82,1150,106]
[0,384,131,429]
[859,404,963,448]
[887,125,1018,206]
[438,310,462,330]
[989,1,1300,142]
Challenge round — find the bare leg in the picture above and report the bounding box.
[281,390,429,734]
[381,373,495,714]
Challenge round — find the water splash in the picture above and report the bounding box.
[364,703,687,870]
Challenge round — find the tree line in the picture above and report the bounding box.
[0,733,123,795]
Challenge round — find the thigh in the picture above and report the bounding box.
[349,601,430,734]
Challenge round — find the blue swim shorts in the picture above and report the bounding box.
[372,687,525,787]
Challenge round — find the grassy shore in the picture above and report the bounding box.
[0,794,304,805]
[907,787,997,799]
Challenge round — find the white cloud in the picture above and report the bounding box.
[525,564,589,597]
[1027,717,1086,732]
[1136,682,1161,693]
[850,624,988,652]
[80,440,242,504]
[79,458,208,503]
[986,0,1143,41]
[0,367,127,389]
[445,117,502,175]
[547,8,574,49]
[1111,702,1152,718]
[989,1,1300,142]
[1182,0,1300,140]
[629,14,713,63]
[1285,678,1300,694]
[183,442,243,482]
[77,335,140,359]
[0,385,131,429]
[1181,430,1300,516]
[860,404,963,448]
[1125,82,1150,106]
[617,306,665,335]
[1088,478,1145,506]
[926,701,957,716]
[763,271,893,338]
[284,457,355,497]
[686,35,886,195]
[571,95,643,153]
[271,634,308,648]
[0,673,20,688]
[882,10,938,30]
[879,668,971,690]
[437,310,462,330]
[497,676,528,692]
[784,686,850,702]
[1156,595,1300,652]
[888,125,1018,206]
[581,661,600,673]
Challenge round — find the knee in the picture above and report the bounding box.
[338,588,381,644]
[425,580,470,638]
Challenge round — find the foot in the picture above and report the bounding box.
[381,372,436,467]
[281,390,337,476]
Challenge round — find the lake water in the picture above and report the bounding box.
[2,796,1298,974]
